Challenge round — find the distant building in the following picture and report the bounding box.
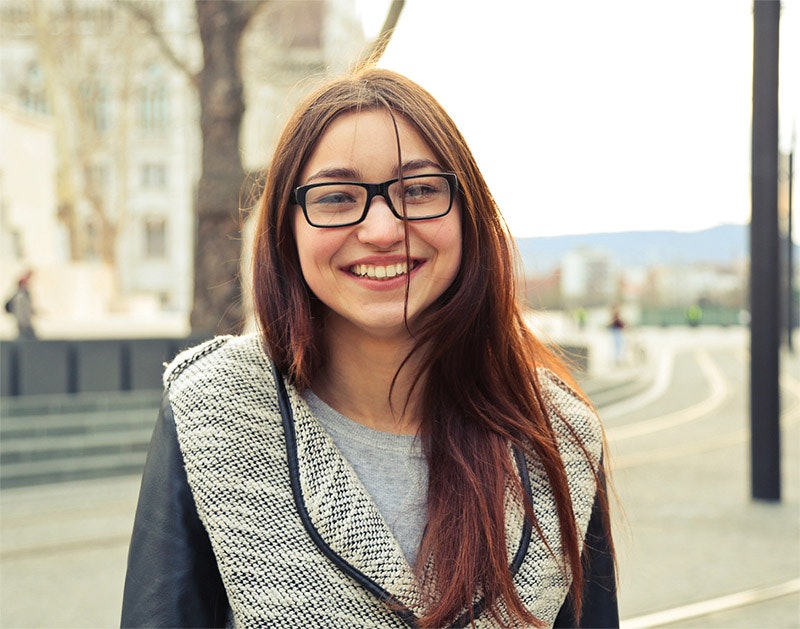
[523,268,562,310]
[0,0,366,336]
[0,0,199,323]
[644,263,745,308]
[617,266,649,304]
[560,246,615,307]
[0,97,59,267]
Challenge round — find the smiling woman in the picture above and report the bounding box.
[121,66,618,628]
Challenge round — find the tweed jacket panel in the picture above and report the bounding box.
[164,334,603,628]
[507,372,604,624]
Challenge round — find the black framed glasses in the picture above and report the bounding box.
[294,172,458,228]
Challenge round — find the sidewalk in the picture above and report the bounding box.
[0,341,797,628]
[612,342,800,628]
[0,476,141,627]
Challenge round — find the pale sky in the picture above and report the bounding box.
[357,0,799,238]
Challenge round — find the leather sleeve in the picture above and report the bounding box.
[121,395,229,628]
[553,480,619,628]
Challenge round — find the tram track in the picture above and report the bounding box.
[606,348,728,442]
[607,344,800,469]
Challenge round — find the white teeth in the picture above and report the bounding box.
[351,262,410,279]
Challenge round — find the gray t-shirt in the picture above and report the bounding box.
[302,390,428,567]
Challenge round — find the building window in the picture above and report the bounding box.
[270,1,323,49]
[139,64,169,133]
[140,163,167,189]
[86,162,110,190]
[287,1,323,48]
[21,63,48,114]
[76,2,114,28]
[144,218,166,258]
[0,3,33,29]
[80,80,111,133]
[85,219,100,260]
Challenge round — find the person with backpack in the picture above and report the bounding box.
[6,270,36,340]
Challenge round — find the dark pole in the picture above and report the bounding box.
[750,0,781,502]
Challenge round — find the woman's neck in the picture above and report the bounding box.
[311,325,424,435]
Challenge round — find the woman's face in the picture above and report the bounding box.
[292,109,462,341]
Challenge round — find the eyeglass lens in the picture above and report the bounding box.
[303,174,452,227]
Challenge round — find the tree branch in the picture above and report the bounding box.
[115,0,199,86]
[359,0,406,65]
[232,0,268,33]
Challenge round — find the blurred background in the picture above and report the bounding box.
[0,0,796,342]
[0,1,798,627]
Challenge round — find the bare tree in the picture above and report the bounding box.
[358,0,405,65]
[191,1,265,334]
[124,0,405,336]
[122,0,264,334]
[30,0,130,266]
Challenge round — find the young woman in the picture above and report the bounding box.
[122,67,618,628]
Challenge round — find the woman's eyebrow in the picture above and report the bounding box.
[398,159,443,175]
[305,167,362,183]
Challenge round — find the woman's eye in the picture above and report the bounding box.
[313,191,356,206]
[404,184,436,202]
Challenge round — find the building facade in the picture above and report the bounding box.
[0,0,366,337]
[560,246,616,308]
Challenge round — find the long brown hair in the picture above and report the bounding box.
[252,66,610,627]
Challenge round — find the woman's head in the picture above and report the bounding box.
[253,66,517,385]
[291,108,463,343]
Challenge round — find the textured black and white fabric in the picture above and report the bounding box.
[164,334,603,628]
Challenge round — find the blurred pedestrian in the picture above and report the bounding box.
[609,306,625,365]
[686,304,703,327]
[575,306,588,331]
[122,67,617,628]
[5,271,36,340]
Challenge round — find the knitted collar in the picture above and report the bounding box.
[272,360,533,627]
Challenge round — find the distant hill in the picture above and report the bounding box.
[515,224,760,273]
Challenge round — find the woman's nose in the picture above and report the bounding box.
[356,196,403,247]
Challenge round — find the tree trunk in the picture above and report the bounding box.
[187,0,403,336]
[190,0,254,335]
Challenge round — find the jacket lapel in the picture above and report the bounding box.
[282,376,428,616]
[272,366,533,626]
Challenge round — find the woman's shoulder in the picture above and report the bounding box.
[536,368,604,461]
[163,333,281,429]
[163,333,270,392]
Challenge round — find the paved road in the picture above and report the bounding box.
[1,476,141,627]
[607,327,800,628]
[1,327,798,627]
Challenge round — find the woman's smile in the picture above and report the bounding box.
[349,259,418,280]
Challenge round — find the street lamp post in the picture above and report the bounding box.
[750,0,781,502]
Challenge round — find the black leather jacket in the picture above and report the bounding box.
[121,398,228,627]
[120,397,618,628]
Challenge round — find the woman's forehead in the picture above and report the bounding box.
[300,109,439,182]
